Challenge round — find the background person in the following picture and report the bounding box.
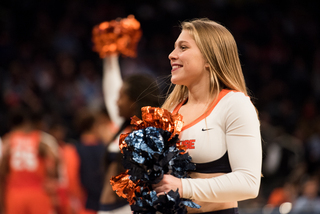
[49,121,84,214]
[291,176,320,214]
[98,54,163,214]
[0,106,60,214]
[73,109,106,214]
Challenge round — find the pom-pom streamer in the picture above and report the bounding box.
[92,15,142,58]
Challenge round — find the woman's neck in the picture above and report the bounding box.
[186,81,214,105]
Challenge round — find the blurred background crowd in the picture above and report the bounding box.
[1,0,320,213]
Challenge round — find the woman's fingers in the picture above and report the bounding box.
[151,174,182,196]
[152,184,173,196]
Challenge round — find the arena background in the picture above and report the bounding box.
[1,0,319,213]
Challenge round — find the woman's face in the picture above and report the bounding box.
[117,84,136,119]
[168,30,208,87]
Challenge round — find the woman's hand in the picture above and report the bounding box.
[152,174,183,197]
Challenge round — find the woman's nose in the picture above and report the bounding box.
[168,49,177,61]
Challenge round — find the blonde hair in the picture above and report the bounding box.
[162,18,248,110]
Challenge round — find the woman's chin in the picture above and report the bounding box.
[171,77,182,85]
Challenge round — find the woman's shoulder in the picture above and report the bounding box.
[222,90,251,104]
[221,90,256,114]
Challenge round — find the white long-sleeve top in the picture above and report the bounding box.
[172,89,262,203]
[103,55,124,128]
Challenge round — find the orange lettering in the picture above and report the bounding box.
[189,139,195,149]
[180,139,196,149]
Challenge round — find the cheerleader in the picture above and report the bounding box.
[152,18,262,214]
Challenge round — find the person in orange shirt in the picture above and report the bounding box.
[49,121,85,214]
[267,181,297,207]
[0,107,60,214]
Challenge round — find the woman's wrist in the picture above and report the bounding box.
[181,178,192,199]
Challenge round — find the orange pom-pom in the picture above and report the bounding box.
[119,132,129,154]
[110,170,139,205]
[118,107,183,154]
[130,106,183,140]
[92,15,142,58]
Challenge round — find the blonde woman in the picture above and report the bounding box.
[152,18,262,214]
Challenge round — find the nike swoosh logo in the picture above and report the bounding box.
[202,128,214,131]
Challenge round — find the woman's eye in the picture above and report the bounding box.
[180,46,187,50]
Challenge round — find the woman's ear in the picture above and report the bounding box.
[205,63,210,70]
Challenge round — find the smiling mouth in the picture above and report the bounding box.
[171,65,182,72]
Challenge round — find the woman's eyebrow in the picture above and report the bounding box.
[174,40,189,47]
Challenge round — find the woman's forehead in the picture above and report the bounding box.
[175,30,195,45]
